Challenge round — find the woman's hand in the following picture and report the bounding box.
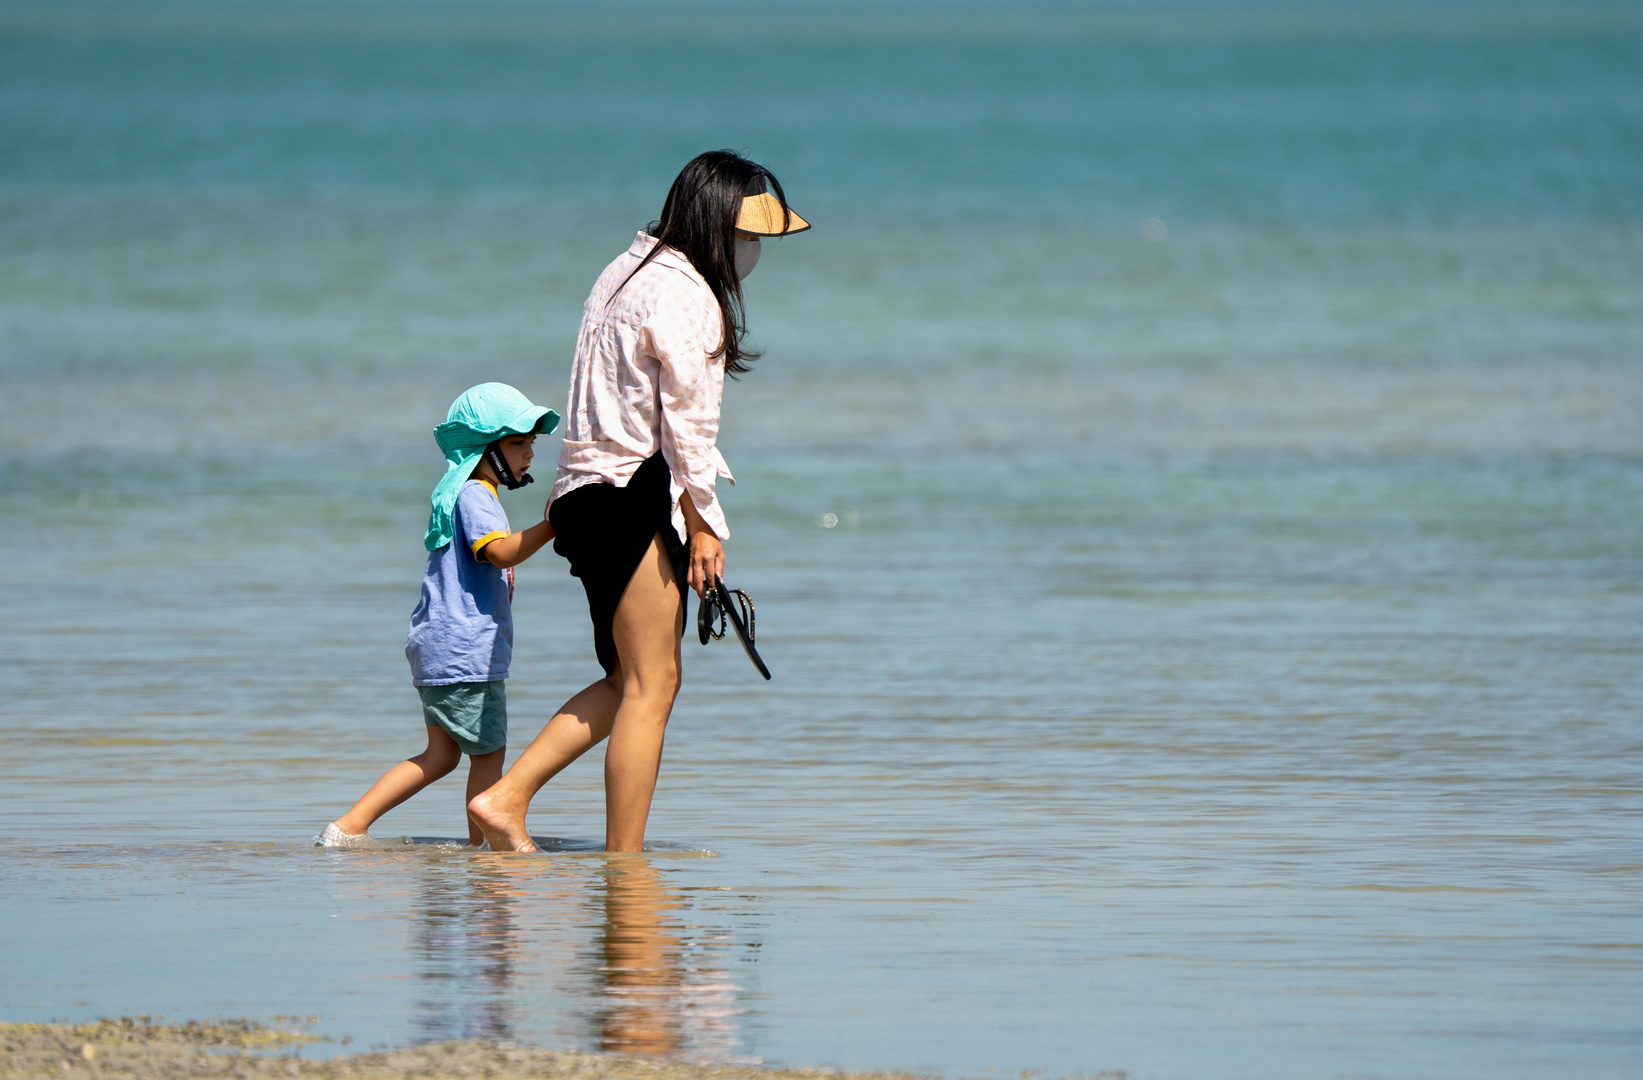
[687,531,725,596]
[678,491,725,595]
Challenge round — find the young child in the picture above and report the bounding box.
[319,383,560,847]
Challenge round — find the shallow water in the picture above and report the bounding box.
[3,1,1642,1078]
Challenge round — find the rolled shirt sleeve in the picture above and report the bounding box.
[648,315,732,541]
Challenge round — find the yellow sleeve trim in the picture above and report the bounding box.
[471,529,509,557]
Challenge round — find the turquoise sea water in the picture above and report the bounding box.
[2,1,1641,1077]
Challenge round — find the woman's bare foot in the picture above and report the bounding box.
[467,789,538,852]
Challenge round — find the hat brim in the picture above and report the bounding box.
[736,191,811,236]
[524,406,561,436]
[499,404,561,437]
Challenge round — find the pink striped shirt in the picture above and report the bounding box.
[550,232,736,540]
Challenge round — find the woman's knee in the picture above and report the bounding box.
[622,654,681,706]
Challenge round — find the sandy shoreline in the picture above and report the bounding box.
[0,1020,1126,1080]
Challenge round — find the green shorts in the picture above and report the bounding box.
[418,681,507,756]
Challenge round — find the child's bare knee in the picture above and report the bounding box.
[468,748,505,780]
[415,746,461,778]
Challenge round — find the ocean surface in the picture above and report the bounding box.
[2,1,1641,1077]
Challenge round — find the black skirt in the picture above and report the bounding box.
[548,452,688,677]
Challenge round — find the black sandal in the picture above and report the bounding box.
[698,576,771,680]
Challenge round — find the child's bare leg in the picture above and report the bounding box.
[469,675,621,852]
[464,747,506,846]
[334,725,463,837]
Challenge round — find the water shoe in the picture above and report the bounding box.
[316,822,373,848]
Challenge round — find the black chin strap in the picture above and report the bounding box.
[483,439,533,490]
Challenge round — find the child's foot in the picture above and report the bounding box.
[467,791,538,853]
[316,822,373,848]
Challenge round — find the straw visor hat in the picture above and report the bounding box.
[736,191,811,236]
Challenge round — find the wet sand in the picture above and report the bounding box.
[0,1020,1127,1080]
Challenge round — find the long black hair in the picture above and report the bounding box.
[618,150,794,376]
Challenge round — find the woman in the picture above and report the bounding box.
[469,150,809,852]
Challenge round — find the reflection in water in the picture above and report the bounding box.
[597,858,684,1055]
[409,855,533,1042]
[594,858,746,1059]
[401,850,751,1059]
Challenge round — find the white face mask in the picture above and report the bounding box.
[734,234,762,280]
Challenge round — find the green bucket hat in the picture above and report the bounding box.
[424,383,560,552]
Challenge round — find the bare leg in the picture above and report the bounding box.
[604,535,685,852]
[469,533,684,854]
[469,673,623,851]
[334,725,463,837]
[464,747,506,845]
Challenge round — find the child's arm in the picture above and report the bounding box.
[479,519,555,569]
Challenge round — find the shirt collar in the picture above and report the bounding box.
[629,231,706,287]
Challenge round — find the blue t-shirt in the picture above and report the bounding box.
[405,480,514,686]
